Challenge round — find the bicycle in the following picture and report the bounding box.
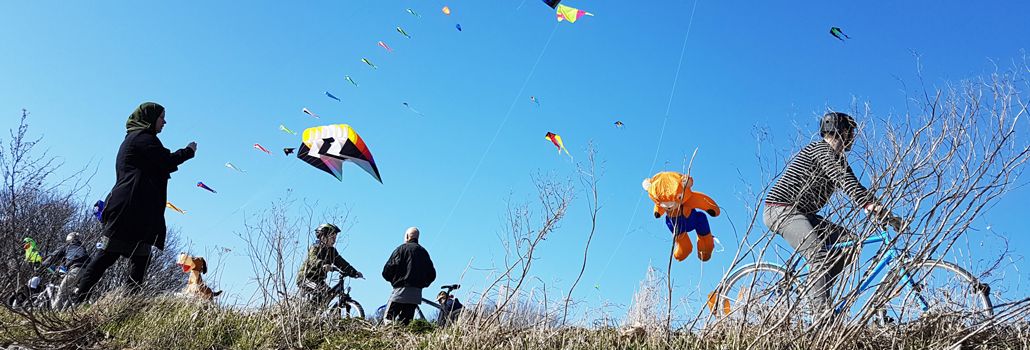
[710,216,993,325]
[302,269,365,319]
[374,284,463,326]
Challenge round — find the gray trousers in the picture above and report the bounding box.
[762,205,855,309]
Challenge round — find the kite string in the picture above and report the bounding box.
[435,24,561,240]
[594,0,700,284]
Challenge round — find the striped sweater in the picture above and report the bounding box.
[766,140,872,214]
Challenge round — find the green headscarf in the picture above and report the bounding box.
[125,102,165,133]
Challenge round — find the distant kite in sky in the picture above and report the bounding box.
[530,96,540,106]
[406,8,420,18]
[378,41,393,53]
[830,27,850,42]
[456,24,463,31]
[362,58,377,69]
[280,124,297,135]
[442,6,451,15]
[295,124,383,183]
[166,201,187,214]
[345,75,359,87]
[614,120,624,128]
[326,91,341,102]
[302,107,319,119]
[197,182,217,194]
[544,0,592,23]
[402,102,425,117]
[225,162,246,173]
[254,143,272,155]
[397,27,411,39]
[284,148,296,156]
[545,132,572,158]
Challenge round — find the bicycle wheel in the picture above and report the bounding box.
[878,259,993,324]
[331,299,365,319]
[714,262,805,324]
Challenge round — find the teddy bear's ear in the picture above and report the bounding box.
[641,178,652,191]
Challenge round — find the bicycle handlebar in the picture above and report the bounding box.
[440,284,460,292]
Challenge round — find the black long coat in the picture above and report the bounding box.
[100,130,194,250]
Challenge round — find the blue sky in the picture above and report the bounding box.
[2,1,1028,320]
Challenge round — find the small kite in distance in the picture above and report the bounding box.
[442,6,451,15]
[456,24,463,31]
[166,201,187,214]
[830,27,850,42]
[345,75,359,87]
[530,96,540,106]
[196,182,217,194]
[302,108,319,119]
[402,102,425,117]
[280,125,297,135]
[362,58,377,69]
[378,41,393,53]
[406,8,420,18]
[325,91,341,102]
[284,148,296,156]
[254,143,272,155]
[225,162,246,173]
[614,121,624,128]
[397,27,411,39]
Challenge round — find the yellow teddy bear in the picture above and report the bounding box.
[642,171,720,261]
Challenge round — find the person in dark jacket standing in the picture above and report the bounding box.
[382,227,436,325]
[73,102,196,303]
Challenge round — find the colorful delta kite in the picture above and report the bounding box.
[326,91,342,102]
[295,124,382,183]
[225,162,246,173]
[166,201,187,214]
[456,24,463,31]
[284,148,296,156]
[543,0,592,23]
[197,182,217,193]
[830,27,850,42]
[345,75,359,87]
[406,8,420,18]
[544,132,571,158]
[93,200,105,222]
[302,108,320,119]
[402,102,425,117]
[442,6,451,15]
[280,124,297,135]
[397,27,411,39]
[254,143,272,155]
[362,58,377,69]
[378,41,393,53]
[614,121,624,128]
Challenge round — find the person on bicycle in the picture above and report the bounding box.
[763,111,891,311]
[382,227,436,325]
[297,223,363,306]
[436,290,464,325]
[41,232,90,309]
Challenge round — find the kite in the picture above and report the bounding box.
[284,148,296,156]
[362,58,377,69]
[642,172,721,262]
[295,124,382,183]
[23,237,42,263]
[456,24,462,31]
[196,182,217,194]
[530,96,539,106]
[280,124,297,135]
[830,27,850,42]
[378,41,393,53]
[345,75,359,87]
[406,8,420,18]
[93,200,105,222]
[397,27,411,39]
[614,121,624,128]
[254,143,272,155]
[544,1,592,23]
[544,132,571,158]
[302,107,320,119]
[225,162,246,173]
[402,102,425,117]
[442,6,451,15]
[166,201,187,214]
[326,91,341,102]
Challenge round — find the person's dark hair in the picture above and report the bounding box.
[820,111,857,138]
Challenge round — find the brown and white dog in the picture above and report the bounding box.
[176,253,222,301]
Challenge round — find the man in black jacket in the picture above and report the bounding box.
[382,227,436,325]
[74,102,197,303]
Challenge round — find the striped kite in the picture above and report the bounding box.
[254,143,272,155]
[378,41,393,53]
[197,182,217,194]
[302,108,319,119]
[166,201,187,214]
[280,124,297,135]
[295,124,382,183]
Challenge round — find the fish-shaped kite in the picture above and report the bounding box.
[530,96,540,106]
[397,27,411,39]
[166,201,187,214]
[442,6,451,15]
[544,0,592,23]
[254,143,272,155]
[830,27,850,42]
[545,132,572,158]
[362,58,377,69]
[196,182,217,194]
[302,108,319,119]
[456,24,463,31]
[614,121,624,128]
[284,148,296,156]
[326,91,341,102]
[378,41,393,53]
[406,8,420,18]
[402,102,425,117]
[225,162,246,173]
[280,124,297,135]
[345,75,359,87]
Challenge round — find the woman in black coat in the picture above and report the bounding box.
[74,102,197,302]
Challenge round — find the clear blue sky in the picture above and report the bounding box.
[2,1,1028,320]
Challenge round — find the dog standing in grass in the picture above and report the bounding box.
[176,253,221,301]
